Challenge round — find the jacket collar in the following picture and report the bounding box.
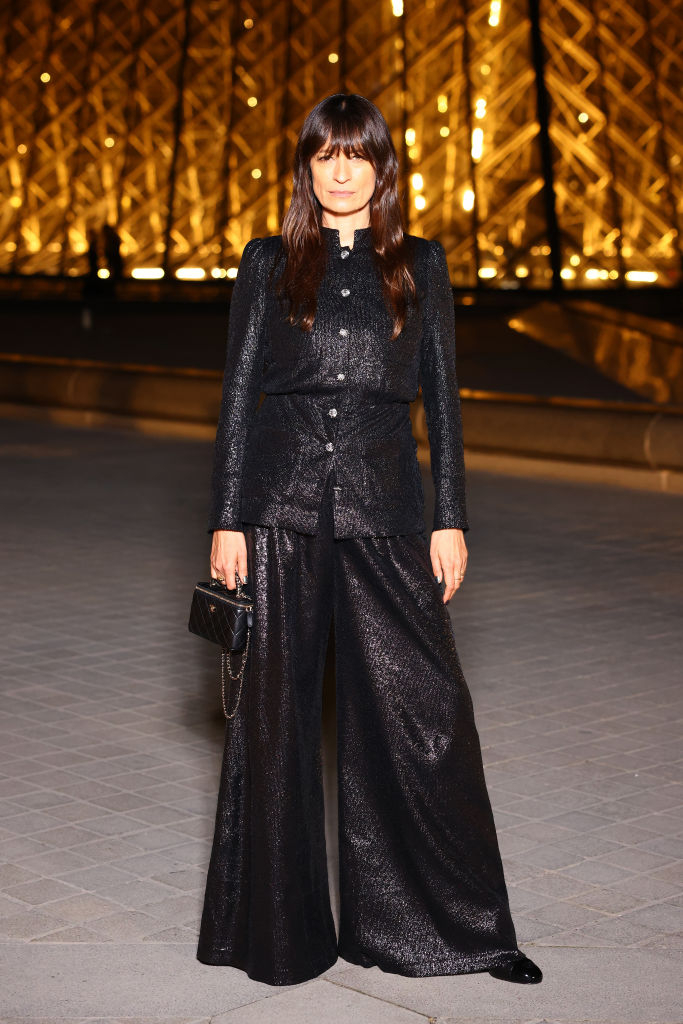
[321,224,373,252]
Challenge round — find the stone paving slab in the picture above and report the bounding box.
[0,417,681,1022]
[0,945,679,1021]
[333,948,681,1024]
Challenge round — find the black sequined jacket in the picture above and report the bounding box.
[208,224,469,539]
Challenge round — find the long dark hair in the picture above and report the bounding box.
[275,93,417,341]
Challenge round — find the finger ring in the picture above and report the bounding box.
[216,574,225,581]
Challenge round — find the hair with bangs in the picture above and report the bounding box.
[274,93,417,340]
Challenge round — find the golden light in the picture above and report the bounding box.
[5,0,672,295]
[97,268,110,279]
[176,267,206,280]
[488,0,501,27]
[625,270,658,282]
[131,267,164,279]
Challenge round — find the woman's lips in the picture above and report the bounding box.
[330,190,354,195]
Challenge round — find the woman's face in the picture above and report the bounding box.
[309,138,376,220]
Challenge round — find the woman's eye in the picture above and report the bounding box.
[317,152,364,161]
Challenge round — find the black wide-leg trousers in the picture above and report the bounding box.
[196,469,526,986]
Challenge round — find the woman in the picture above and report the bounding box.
[196,93,543,988]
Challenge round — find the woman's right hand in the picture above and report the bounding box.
[210,529,248,590]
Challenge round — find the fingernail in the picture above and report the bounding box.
[242,575,248,583]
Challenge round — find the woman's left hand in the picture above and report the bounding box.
[430,528,468,602]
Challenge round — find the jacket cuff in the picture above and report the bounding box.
[432,512,469,533]
[207,510,243,533]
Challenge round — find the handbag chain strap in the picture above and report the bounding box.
[220,630,251,719]
[220,570,251,719]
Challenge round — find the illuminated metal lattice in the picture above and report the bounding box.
[0,0,680,287]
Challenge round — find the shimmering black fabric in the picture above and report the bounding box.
[196,470,526,986]
[208,225,469,537]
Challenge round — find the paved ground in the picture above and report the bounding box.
[0,417,681,1023]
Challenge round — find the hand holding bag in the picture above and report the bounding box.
[188,571,254,718]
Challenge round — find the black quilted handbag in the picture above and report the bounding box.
[188,571,254,719]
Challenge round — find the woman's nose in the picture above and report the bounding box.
[333,157,351,181]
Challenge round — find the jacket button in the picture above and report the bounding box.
[339,328,348,336]
[340,250,350,259]
[325,442,334,451]
[328,407,337,417]
[341,287,350,296]
[337,372,345,380]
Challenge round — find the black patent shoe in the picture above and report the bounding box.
[489,955,543,984]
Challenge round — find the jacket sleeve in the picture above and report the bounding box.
[207,237,267,532]
[419,239,469,533]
